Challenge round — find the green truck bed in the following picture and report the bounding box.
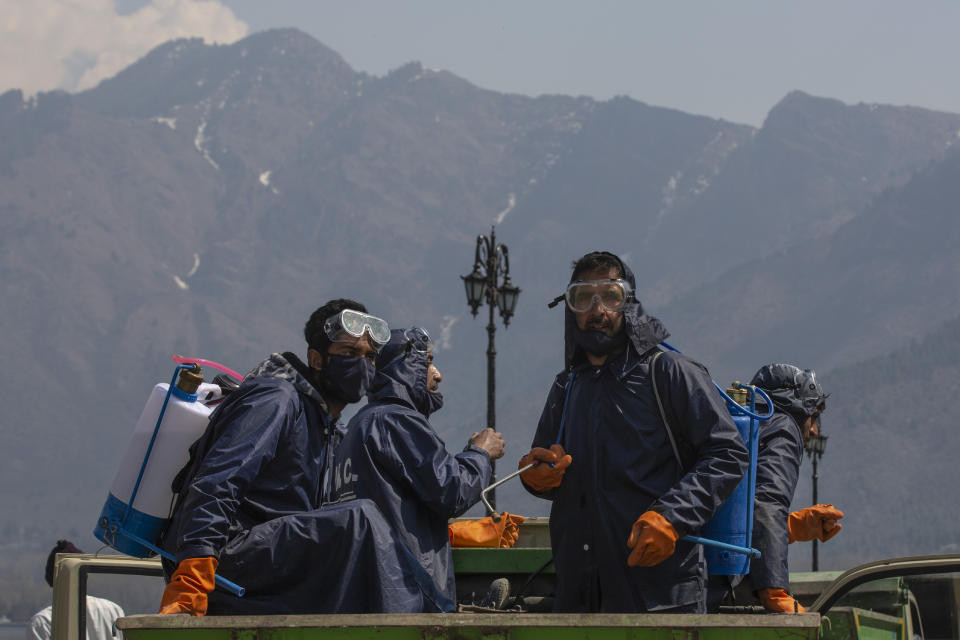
[48,523,960,640]
[116,611,823,640]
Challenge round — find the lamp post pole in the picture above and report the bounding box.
[486,278,497,438]
[805,434,828,571]
[461,226,520,514]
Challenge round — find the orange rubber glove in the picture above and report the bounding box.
[449,513,526,548]
[626,511,679,567]
[757,587,806,613]
[159,556,217,616]
[788,504,844,543]
[519,444,572,492]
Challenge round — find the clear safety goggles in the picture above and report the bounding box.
[324,309,391,351]
[404,326,433,354]
[563,279,633,313]
[795,368,828,414]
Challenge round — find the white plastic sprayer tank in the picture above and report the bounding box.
[94,366,220,557]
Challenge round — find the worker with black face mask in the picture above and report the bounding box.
[520,251,748,613]
[333,327,512,612]
[159,299,437,616]
[306,307,378,405]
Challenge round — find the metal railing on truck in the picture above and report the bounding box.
[50,551,821,640]
[54,548,960,639]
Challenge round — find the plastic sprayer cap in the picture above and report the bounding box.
[177,366,204,394]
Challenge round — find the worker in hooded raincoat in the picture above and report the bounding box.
[520,251,749,613]
[159,300,443,615]
[332,327,515,611]
[721,364,844,613]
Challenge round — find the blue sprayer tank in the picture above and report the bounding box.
[94,365,220,557]
[700,385,760,575]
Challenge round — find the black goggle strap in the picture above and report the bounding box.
[547,294,565,309]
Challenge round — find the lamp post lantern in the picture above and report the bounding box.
[805,433,828,571]
[461,226,520,513]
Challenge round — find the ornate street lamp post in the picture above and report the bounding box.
[805,433,828,571]
[461,226,520,513]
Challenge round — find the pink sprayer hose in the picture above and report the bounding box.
[172,355,244,382]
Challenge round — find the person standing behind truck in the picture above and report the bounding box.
[28,540,125,640]
[519,251,748,613]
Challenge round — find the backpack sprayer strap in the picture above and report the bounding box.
[649,350,685,479]
[649,348,761,560]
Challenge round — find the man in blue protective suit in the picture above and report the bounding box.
[519,251,749,613]
[332,327,510,612]
[159,299,444,615]
[720,364,843,613]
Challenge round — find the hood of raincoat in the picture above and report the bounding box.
[750,363,827,423]
[163,350,340,568]
[563,257,670,367]
[368,329,438,417]
[245,351,331,414]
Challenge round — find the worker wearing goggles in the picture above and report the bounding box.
[161,299,427,616]
[334,327,514,611]
[714,363,842,614]
[521,251,747,614]
[397,327,525,557]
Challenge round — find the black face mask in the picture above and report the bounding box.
[572,325,628,357]
[424,390,444,417]
[316,354,375,404]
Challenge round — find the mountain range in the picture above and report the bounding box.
[1,28,959,608]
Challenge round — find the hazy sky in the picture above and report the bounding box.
[4,0,960,126]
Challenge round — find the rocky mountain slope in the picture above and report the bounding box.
[1,28,958,585]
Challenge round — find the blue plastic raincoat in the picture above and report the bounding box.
[333,332,493,611]
[748,409,804,591]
